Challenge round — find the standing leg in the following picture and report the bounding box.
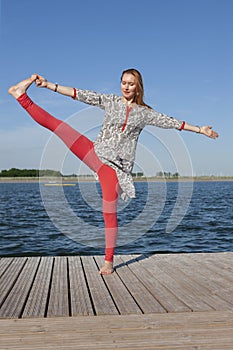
[98,165,119,274]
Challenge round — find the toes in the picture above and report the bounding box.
[31,74,38,81]
[99,268,114,275]
[8,86,15,95]
[99,261,114,275]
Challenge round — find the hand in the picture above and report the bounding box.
[34,74,48,88]
[200,126,219,139]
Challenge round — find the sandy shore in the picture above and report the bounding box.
[0,176,233,183]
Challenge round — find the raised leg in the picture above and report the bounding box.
[9,76,119,274]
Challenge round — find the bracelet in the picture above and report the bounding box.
[54,83,58,92]
[72,88,77,100]
[179,121,185,131]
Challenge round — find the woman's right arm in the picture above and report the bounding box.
[35,74,74,98]
[35,73,109,107]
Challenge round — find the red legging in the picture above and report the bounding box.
[17,93,119,262]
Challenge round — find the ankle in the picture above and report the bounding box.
[99,261,114,275]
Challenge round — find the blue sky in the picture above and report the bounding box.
[1,0,233,176]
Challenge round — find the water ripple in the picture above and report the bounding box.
[0,181,232,256]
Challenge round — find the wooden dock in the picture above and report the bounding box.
[0,252,233,349]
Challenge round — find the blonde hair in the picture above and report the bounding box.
[120,68,151,108]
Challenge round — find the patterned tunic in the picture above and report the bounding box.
[74,89,184,200]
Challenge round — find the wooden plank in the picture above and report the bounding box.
[190,252,233,283]
[121,254,191,313]
[0,257,14,278]
[140,254,213,312]
[0,257,40,318]
[81,256,119,315]
[114,255,166,314]
[47,257,70,317]
[0,257,28,312]
[188,253,233,306]
[191,252,233,277]
[151,254,215,311]
[0,253,232,321]
[68,256,94,316]
[153,254,233,310]
[94,256,142,315]
[22,257,54,318]
[0,310,233,349]
[159,253,233,309]
[213,252,233,275]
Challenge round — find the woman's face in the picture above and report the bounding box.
[121,73,137,101]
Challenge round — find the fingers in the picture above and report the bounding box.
[36,78,43,85]
[209,126,219,139]
[202,125,219,139]
[35,79,42,87]
[31,73,38,81]
[33,73,47,87]
[35,74,46,81]
[209,129,219,139]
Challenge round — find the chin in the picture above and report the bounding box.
[124,95,133,100]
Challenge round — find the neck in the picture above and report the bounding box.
[122,97,134,105]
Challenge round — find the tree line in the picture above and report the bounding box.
[0,168,180,178]
[0,168,62,177]
[156,172,180,178]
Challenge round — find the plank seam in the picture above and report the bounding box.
[66,257,72,317]
[44,257,55,318]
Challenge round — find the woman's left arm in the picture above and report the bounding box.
[144,108,219,139]
[183,123,219,139]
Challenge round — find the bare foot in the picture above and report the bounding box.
[8,74,38,99]
[99,261,114,275]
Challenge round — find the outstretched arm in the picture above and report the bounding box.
[145,109,218,139]
[183,122,219,139]
[35,74,75,98]
[34,74,108,108]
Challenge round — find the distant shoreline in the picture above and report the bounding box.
[0,176,233,183]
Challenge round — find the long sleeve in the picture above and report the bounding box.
[74,88,114,109]
[144,108,184,130]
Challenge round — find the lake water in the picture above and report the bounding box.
[0,181,232,257]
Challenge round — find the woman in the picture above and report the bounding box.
[8,68,218,274]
